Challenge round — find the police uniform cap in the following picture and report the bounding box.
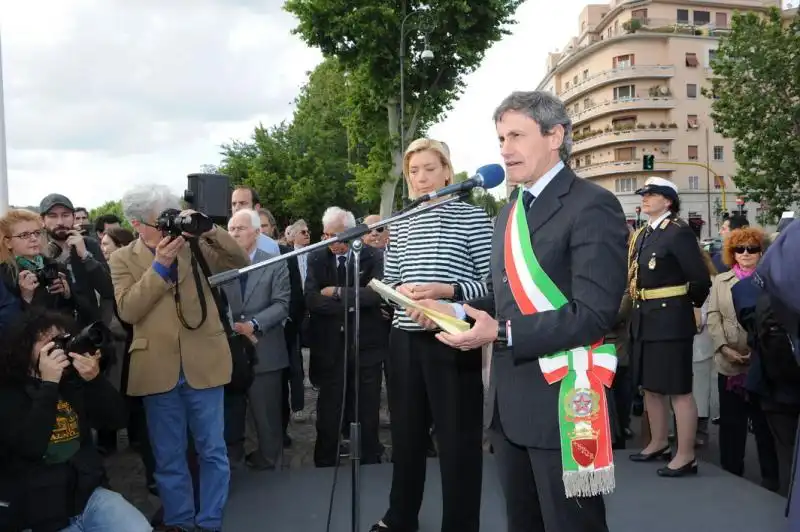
[635,177,678,202]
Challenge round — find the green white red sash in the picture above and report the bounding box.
[503,192,617,498]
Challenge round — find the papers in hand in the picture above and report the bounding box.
[368,279,471,334]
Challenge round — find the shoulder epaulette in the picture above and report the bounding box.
[669,217,688,228]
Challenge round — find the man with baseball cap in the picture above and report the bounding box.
[627,177,712,478]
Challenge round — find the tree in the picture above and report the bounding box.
[453,170,506,218]
[89,200,132,229]
[703,8,800,219]
[218,58,370,236]
[284,0,525,215]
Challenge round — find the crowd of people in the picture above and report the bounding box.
[0,89,799,532]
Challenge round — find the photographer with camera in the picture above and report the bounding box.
[110,184,248,532]
[0,209,76,315]
[0,308,151,532]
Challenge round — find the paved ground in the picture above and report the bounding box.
[105,351,777,521]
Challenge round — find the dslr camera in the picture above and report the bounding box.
[157,209,214,238]
[52,322,107,355]
[35,263,61,288]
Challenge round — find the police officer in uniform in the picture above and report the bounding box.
[627,177,712,477]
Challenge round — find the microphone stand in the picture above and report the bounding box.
[207,193,466,532]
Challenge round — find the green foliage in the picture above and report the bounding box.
[453,170,506,217]
[89,200,132,229]
[284,0,524,213]
[703,8,800,218]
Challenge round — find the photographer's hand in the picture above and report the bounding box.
[18,270,39,303]
[69,351,101,381]
[154,235,185,268]
[48,273,71,299]
[65,230,88,259]
[38,342,71,383]
[178,209,216,238]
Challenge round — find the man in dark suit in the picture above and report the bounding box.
[305,207,387,467]
[410,91,628,531]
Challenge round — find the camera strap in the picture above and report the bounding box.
[186,237,235,339]
[171,240,209,331]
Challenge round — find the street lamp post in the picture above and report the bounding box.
[0,32,9,216]
[399,6,433,206]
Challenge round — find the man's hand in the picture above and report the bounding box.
[38,343,71,383]
[179,209,216,238]
[404,299,456,330]
[48,273,71,299]
[69,351,101,381]
[321,287,337,297]
[154,235,185,268]
[233,321,255,336]
[435,304,498,351]
[65,230,88,259]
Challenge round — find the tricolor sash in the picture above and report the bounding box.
[503,192,617,498]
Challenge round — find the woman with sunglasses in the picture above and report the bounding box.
[0,209,75,314]
[707,226,781,490]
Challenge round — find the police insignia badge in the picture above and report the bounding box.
[648,254,656,270]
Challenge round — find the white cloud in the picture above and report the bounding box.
[1,0,581,209]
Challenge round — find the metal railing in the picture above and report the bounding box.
[560,65,674,101]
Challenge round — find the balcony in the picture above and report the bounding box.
[572,127,678,154]
[575,158,676,179]
[610,17,732,38]
[560,65,674,103]
[570,97,675,126]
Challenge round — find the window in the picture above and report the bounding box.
[613,54,634,69]
[677,9,689,23]
[565,81,571,89]
[708,49,717,66]
[616,147,636,161]
[687,114,699,128]
[574,75,579,85]
[685,53,699,67]
[713,146,724,160]
[583,98,592,109]
[632,8,648,21]
[715,12,728,27]
[688,145,699,160]
[583,69,589,80]
[574,103,580,114]
[583,155,591,166]
[714,175,725,189]
[613,85,635,100]
[615,177,637,193]
[688,176,700,190]
[694,11,711,25]
[612,116,637,129]
[686,84,697,98]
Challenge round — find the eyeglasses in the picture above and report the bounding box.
[733,246,761,254]
[9,230,43,241]
[370,227,386,234]
[297,229,309,235]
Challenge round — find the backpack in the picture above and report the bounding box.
[754,292,800,388]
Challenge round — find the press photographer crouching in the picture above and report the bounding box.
[110,184,249,532]
[0,309,151,532]
[0,209,75,315]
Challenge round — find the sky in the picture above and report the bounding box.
[1,0,587,209]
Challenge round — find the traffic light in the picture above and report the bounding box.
[642,154,655,170]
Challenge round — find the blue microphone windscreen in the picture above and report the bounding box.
[476,164,505,189]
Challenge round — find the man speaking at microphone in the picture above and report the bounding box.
[408,91,628,532]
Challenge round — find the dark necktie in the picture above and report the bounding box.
[337,255,347,286]
[239,273,248,298]
[522,190,536,212]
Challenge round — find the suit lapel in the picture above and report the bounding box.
[131,239,155,273]
[526,167,574,234]
[242,250,268,308]
[642,216,670,252]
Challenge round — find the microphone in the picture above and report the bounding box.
[417,163,505,202]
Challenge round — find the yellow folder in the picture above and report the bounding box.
[368,279,471,334]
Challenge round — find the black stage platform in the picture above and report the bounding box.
[223,452,788,531]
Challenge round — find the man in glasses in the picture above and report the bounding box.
[363,215,389,251]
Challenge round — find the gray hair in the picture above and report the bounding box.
[229,209,261,231]
[493,91,573,162]
[321,207,356,230]
[121,184,182,223]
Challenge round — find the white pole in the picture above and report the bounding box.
[0,32,9,215]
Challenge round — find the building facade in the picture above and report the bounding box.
[534,0,780,237]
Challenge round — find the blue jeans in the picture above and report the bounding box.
[60,487,151,531]
[143,382,229,529]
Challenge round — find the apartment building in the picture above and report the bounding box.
[534,0,780,236]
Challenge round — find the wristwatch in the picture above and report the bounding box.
[496,320,510,346]
[249,319,261,334]
[451,283,463,301]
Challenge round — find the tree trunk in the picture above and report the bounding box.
[380,100,402,217]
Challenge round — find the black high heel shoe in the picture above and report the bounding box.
[629,445,671,462]
[657,460,698,477]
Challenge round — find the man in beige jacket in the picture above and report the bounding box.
[110,184,248,532]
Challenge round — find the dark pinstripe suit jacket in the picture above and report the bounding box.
[470,166,629,449]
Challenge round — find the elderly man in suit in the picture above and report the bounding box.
[224,209,291,470]
[409,91,628,532]
[110,184,249,532]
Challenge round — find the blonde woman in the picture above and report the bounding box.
[0,209,73,313]
[372,138,493,532]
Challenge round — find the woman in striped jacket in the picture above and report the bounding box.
[371,138,493,532]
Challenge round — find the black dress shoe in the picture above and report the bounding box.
[657,460,698,477]
[629,446,671,462]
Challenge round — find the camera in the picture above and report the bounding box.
[35,263,61,287]
[157,209,214,237]
[52,322,107,355]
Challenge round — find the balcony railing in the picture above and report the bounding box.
[560,65,674,102]
[571,127,678,154]
[612,17,732,38]
[569,97,675,126]
[575,158,676,179]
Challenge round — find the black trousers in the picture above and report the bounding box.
[489,413,608,532]
[314,356,383,467]
[764,410,800,494]
[382,329,483,532]
[717,375,779,483]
